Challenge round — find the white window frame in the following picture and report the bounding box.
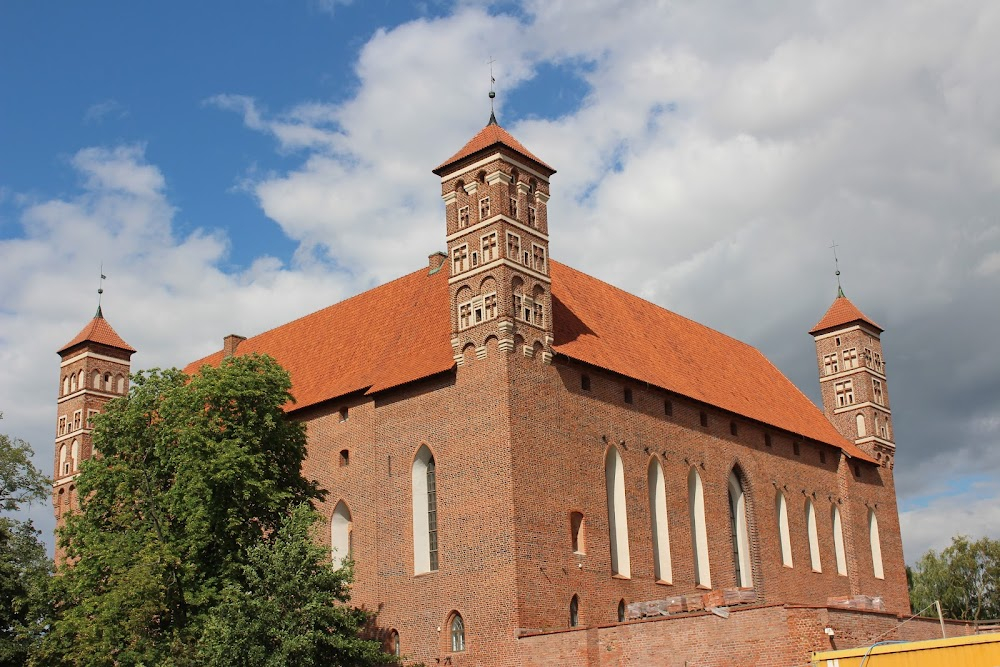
[58,415,67,436]
[823,354,839,375]
[73,410,82,431]
[835,380,854,407]
[506,232,521,261]
[458,205,469,229]
[481,232,498,263]
[843,347,858,370]
[479,196,490,220]
[452,244,468,274]
[532,243,547,273]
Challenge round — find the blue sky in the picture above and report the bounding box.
[2,1,999,561]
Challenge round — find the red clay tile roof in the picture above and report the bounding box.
[184,267,456,410]
[186,260,871,461]
[550,263,872,461]
[58,309,136,355]
[809,294,882,335]
[433,121,555,176]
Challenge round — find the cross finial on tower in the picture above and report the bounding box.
[96,263,107,318]
[830,241,844,297]
[487,56,498,125]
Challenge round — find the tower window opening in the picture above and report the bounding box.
[73,410,82,431]
[479,196,491,220]
[58,416,67,436]
[458,205,469,228]
[843,347,858,369]
[699,411,708,427]
[793,442,801,456]
[581,374,591,391]
[339,406,349,422]
[823,353,839,375]
[764,433,772,447]
[528,205,536,227]
[532,244,547,273]
[819,450,826,464]
[835,380,854,407]
[452,244,469,274]
[623,388,633,404]
[481,231,498,262]
[835,336,841,346]
[730,421,738,436]
[664,399,673,416]
[507,232,521,260]
[339,449,349,467]
[872,378,884,405]
[509,197,518,219]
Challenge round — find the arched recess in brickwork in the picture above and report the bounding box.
[77,370,84,389]
[411,445,439,574]
[71,439,80,472]
[116,375,125,393]
[688,467,711,587]
[570,511,585,554]
[856,413,867,437]
[775,491,793,568]
[448,611,466,652]
[728,468,753,587]
[62,376,69,395]
[59,444,68,476]
[92,370,101,389]
[869,509,884,579]
[647,457,672,583]
[605,446,631,578]
[104,373,112,391]
[331,500,353,568]
[70,374,77,393]
[832,504,848,575]
[569,594,579,627]
[806,499,822,572]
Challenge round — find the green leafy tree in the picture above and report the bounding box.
[199,504,390,667]
[36,356,393,666]
[909,535,1000,621]
[0,413,52,667]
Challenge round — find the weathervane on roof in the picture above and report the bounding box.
[487,56,497,125]
[830,241,844,298]
[96,263,107,318]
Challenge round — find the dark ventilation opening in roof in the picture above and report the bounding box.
[624,388,633,404]
[730,421,738,436]
[764,433,772,447]
[700,411,708,427]
[664,399,673,416]
[793,442,801,456]
[581,374,591,391]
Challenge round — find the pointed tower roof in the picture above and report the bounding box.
[809,293,882,335]
[58,308,136,355]
[433,117,555,176]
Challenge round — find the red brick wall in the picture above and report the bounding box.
[516,605,974,667]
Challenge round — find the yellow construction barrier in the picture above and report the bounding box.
[812,632,1000,666]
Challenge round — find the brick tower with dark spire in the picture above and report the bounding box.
[53,306,134,561]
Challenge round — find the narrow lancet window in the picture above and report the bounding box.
[605,447,631,577]
[806,499,822,572]
[869,509,884,579]
[832,505,847,576]
[411,446,439,573]
[728,470,753,587]
[776,492,793,567]
[647,458,672,583]
[688,467,711,587]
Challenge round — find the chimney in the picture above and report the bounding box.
[428,251,447,274]
[223,334,246,358]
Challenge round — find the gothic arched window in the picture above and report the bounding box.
[449,612,465,652]
[569,594,579,627]
[331,500,353,567]
[605,447,630,577]
[688,467,711,587]
[806,499,822,572]
[728,470,753,587]
[832,505,847,576]
[869,509,884,579]
[411,446,438,573]
[775,491,793,567]
[647,458,672,583]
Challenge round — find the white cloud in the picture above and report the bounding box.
[5,1,1000,561]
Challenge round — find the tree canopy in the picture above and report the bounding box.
[36,356,394,666]
[909,535,1000,622]
[0,413,51,667]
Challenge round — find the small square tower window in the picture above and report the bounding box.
[339,449,349,467]
[339,407,349,422]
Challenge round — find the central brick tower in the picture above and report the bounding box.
[432,113,557,366]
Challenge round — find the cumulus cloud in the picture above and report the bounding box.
[5,1,999,560]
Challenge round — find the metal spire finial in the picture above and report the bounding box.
[487,56,497,125]
[96,263,107,318]
[830,241,844,298]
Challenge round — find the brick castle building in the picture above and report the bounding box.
[55,116,946,665]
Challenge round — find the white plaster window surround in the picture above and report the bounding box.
[832,505,848,576]
[869,509,884,579]
[605,447,631,578]
[441,191,458,206]
[776,492,793,567]
[689,467,711,587]
[648,458,673,583]
[480,231,498,262]
[457,292,498,331]
[806,499,822,572]
[485,170,512,186]
[411,446,438,574]
[331,500,353,567]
